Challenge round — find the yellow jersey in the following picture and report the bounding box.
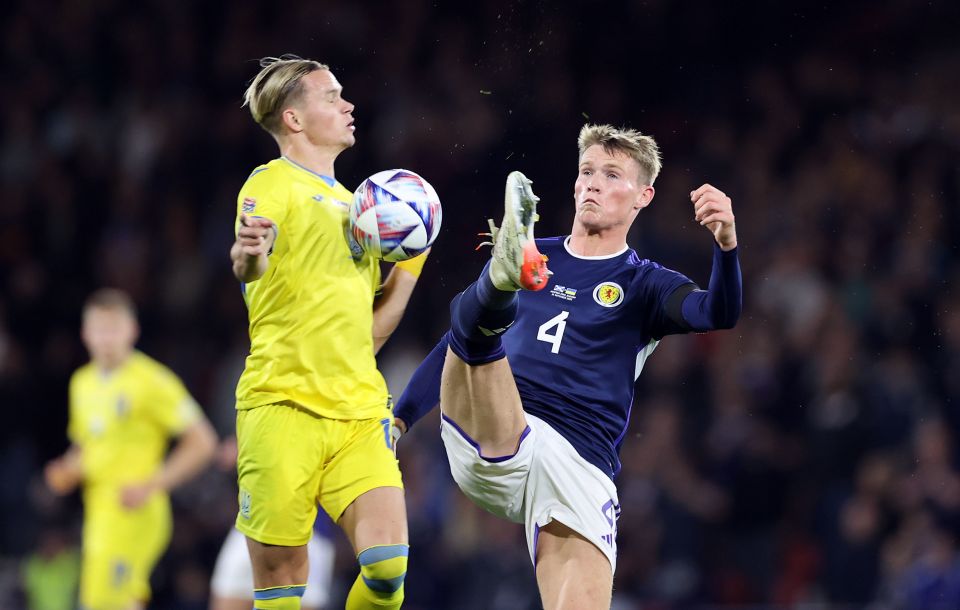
[234,156,389,420]
[68,351,202,494]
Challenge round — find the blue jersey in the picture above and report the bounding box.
[503,236,696,479]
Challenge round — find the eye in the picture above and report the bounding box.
[580,168,593,176]
[607,172,619,180]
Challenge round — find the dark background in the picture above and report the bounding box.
[2,0,959,608]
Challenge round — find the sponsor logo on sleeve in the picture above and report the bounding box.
[242,197,256,213]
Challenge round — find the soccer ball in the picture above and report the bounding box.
[350,169,442,262]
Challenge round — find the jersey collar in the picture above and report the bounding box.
[280,156,337,187]
[563,236,629,260]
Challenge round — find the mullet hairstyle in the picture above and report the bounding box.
[577,124,663,185]
[243,54,328,135]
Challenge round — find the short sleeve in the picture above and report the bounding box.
[235,166,289,236]
[148,366,203,437]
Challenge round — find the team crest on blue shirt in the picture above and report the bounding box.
[593,282,624,307]
[242,197,256,213]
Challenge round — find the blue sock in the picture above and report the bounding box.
[475,261,518,310]
[448,263,518,365]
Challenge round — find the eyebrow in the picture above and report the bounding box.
[579,161,626,171]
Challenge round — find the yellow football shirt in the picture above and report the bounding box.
[68,351,202,493]
[234,157,389,420]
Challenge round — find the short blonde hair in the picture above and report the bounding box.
[243,55,328,135]
[83,288,137,318]
[577,124,662,184]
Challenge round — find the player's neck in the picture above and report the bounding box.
[93,351,134,375]
[279,141,338,179]
[567,229,628,257]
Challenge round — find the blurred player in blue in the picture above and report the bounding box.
[393,124,742,609]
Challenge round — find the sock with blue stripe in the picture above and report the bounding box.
[345,544,408,610]
[253,584,305,609]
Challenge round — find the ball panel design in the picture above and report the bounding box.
[349,169,442,261]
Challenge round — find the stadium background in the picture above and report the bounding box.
[2,0,959,608]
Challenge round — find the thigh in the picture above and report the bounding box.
[440,346,527,457]
[81,495,171,609]
[535,521,613,610]
[245,537,308,590]
[235,404,324,546]
[337,486,407,554]
[318,416,403,525]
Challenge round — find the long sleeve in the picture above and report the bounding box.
[393,333,447,430]
[679,243,742,331]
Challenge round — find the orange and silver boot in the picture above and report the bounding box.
[486,171,551,291]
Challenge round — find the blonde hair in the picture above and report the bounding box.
[243,55,328,135]
[83,288,137,318]
[577,124,662,184]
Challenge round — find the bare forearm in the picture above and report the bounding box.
[154,420,217,492]
[372,266,419,353]
[231,241,268,282]
[45,445,84,494]
[231,214,276,282]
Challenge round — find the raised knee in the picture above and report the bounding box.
[358,544,408,594]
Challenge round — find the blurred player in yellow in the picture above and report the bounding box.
[229,55,428,610]
[43,288,218,610]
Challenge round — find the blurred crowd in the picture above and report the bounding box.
[2,0,959,608]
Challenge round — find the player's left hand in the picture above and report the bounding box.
[121,481,158,510]
[691,184,737,251]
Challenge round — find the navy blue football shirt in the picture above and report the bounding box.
[503,236,695,479]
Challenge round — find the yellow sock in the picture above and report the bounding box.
[344,544,408,610]
[253,584,305,609]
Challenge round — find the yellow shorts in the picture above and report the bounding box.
[235,402,403,546]
[79,490,172,610]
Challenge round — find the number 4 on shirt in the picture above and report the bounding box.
[537,311,569,354]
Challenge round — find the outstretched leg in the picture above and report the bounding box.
[441,171,550,458]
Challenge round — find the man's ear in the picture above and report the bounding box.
[635,185,655,210]
[281,107,303,133]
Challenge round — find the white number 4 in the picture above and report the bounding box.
[537,311,569,354]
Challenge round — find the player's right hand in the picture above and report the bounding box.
[216,436,239,471]
[44,458,81,495]
[236,213,276,257]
